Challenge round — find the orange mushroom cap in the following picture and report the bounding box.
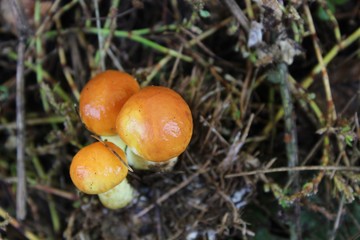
[70,142,128,194]
[79,70,140,136]
[116,86,193,162]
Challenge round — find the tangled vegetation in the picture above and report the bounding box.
[0,0,359,239]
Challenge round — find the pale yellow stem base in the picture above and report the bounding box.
[101,135,178,171]
[125,147,178,171]
[98,179,136,209]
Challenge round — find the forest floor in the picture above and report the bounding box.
[0,0,359,239]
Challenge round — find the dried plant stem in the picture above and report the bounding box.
[48,195,60,233]
[85,28,193,62]
[225,165,360,178]
[35,0,62,35]
[94,0,120,69]
[6,50,71,102]
[34,0,49,112]
[0,116,66,130]
[32,184,78,200]
[304,3,337,123]
[244,0,254,19]
[93,0,105,70]
[53,0,79,20]
[15,38,27,221]
[143,17,232,85]
[302,27,360,89]
[55,18,80,100]
[144,55,173,85]
[277,63,301,240]
[278,64,299,176]
[289,75,325,126]
[330,195,345,240]
[0,207,39,240]
[186,17,232,47]
[222,0,249,31]
[320,1,341,43]
[11,0,31,221]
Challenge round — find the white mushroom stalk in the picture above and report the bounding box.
[98,178,137,209]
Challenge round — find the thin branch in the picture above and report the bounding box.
[0,207,40,240]
[225,165,360,178]
[222,0,249,31]
[15,40,26,220]
[11,0,31,221]
[93,0,105,70]
[330,195,345,240]
[304,3,336,122]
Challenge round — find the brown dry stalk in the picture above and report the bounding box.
[222,0,249,31]
[32,185,78,201]
[0,207,39,240]
[304,3,336,123]
[225,165,360,178]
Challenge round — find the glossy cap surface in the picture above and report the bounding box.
[116,86,193,162]
[79,70,140,136]
[70,142,128,194]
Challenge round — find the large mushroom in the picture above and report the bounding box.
[70,142,136,209]
[116,86,193,171]
[79,70,140,149]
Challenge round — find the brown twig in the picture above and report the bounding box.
[222,0,249,32]
[32,184,79,201]
[330,195,345,240]
[218,114,255,171]
[0,207,39,240]
[225,165,360,178]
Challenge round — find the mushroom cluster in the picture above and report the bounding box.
[69,70,193,209]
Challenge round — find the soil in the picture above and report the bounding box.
[0,0,359,239]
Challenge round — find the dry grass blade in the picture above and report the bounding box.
[218,113,254,171]
[222,0,249,31]
[226,166,360,178]
[91,135,134,172]
[0,207,40,240]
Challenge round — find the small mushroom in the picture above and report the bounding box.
[116,86,193,171]
[70,142,136,209]
[79,70,140,149]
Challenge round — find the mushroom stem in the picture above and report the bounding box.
[125,147,178,171]
[98,178,137,209]
[101,135,126,151]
